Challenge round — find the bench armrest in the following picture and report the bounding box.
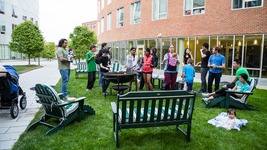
[57,97,86,107]
[111,102,117,114]
[225,90,253,95]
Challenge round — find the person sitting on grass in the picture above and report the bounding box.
[202,73,250,102]
[181,58,195,92]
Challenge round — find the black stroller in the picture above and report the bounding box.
[0,65,27,118]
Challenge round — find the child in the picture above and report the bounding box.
[181,58,195,92]
[99,49,110,95]
[220,108,237,130]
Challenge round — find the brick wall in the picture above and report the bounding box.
[97,0,267,43]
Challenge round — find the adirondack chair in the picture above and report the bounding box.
[225,78,258,110]
[111,61,121,72]
[27,84,95,135]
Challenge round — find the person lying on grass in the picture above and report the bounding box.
[202,73,250,102]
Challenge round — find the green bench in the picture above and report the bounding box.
[75,62,87,79]
[111,90,196,148]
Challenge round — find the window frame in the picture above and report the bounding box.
[117,7,124,28]
[232,0,263,9]
[101,17,104,33]
[184,0,206,16]
[152,0,168,20]
[131,1,141,24]
[107,13,112,30]
[0,0,4,14]
[0,25,6,34]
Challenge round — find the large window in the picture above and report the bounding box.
[0,25,6,34]
[12,5,18,18]
[101,17,104,33]
[184,0,205,15]
[153,0,168,20]
[131,1,141,24]
[233,0,263,9]
[117,7,124,28]
[0,0,4,14]
[107,13,112,30]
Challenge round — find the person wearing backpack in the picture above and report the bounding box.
[162,45,180,90]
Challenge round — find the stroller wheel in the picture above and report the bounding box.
[20,96,27,109]
[10,104,19,119]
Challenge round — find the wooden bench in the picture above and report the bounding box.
[111,90,196,148]
[75,62,87,79]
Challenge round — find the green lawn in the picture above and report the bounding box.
[13,72,267,150]
[13,65,42,74]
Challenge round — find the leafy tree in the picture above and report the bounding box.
[69,26,97,61]
[9,21,44,65]
[41,42,56,60]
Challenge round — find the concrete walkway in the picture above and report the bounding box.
[0,60,61,150]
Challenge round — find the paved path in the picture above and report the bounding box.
[0,60,61,150]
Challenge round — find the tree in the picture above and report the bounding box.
[41,42,56,60]
[69,26,97,61]
[9,21,44,65]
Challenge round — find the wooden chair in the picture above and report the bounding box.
[75,62,88,78]
[225,78,258,110]
[27,83,95,135]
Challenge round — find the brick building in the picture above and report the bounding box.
[96,0,267,79]
[82,20,97,33]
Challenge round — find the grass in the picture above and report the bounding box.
[13,65,42,74]
[12,72,267,150]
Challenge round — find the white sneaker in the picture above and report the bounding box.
[67,97,76,102]
[202,98,209,103]
[202,93,209,98]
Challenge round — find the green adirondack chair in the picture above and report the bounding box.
[27,83,95,135]
[225,78,258,110]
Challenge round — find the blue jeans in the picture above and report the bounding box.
[200,68,209,92]
[101,72,110,93]
[208,72,222,93]
[186,82,193,91]
[98,70,103,86]
[60,69,70,97]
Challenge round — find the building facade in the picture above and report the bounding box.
[97,0,267,79]
[82,20,98,33]
[0,0,39,60]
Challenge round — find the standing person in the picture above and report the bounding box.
[97,42,108,86]
[99,49,110,95]
[207,46,226,93]
[126,47,138,72]
[224,59,250,88]
[162,45,179,90]
[85,45,97,91]
[142,48,153,91]
[183,48,193,65]
[56,39,74,100]
[152,47,158,68]
[195,43,211,93]
[182,58,195,92]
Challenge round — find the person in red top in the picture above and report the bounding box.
[142,48,153,91]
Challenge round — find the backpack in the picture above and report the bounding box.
[167,53,177,71]
[95,52,101,64]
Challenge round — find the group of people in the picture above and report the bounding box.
[55,38,251,102]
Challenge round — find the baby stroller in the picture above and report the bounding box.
[0,65,27,118]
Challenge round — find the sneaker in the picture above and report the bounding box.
[67,97,76,102]
[202,93,209,98]
[102,92,108,95]
[86,89,89,91]
[202,98,209,103]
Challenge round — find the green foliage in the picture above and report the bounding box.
[41,42,56,59]
[13,73,267,150]
[9,21,44,65]
[69,26,97,60]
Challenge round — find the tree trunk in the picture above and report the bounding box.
[28,54,31,65]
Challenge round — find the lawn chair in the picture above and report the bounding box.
[225,78,258,110]
[111,61,121,72]
[27,83,95,135]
